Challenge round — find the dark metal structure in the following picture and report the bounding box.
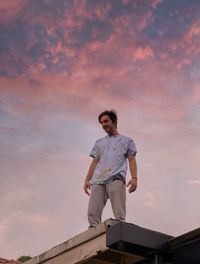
[106,221,200,264]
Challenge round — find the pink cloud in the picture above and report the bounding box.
[73,0,90,19]
[93,1,112,21]
[72,0,113,22]
[166,21,200,70]
[0,0,199,129]
[192,85,200,102]
[143,192,158,210]
[1,7,194,126]
[0,0,26,9]
[111,8,153,32]
[0,126,16,133]
[121,0,130,5]
[133,46,154,60]
[0,54,187,129]
[151,0,164,9]
[188,180,200,185]
[0,0,27,24]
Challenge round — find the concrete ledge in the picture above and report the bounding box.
[26,219,118,264]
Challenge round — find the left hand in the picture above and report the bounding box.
[127,178,137,193]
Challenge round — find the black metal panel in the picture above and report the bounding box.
[106,222,173,252]
[171,240,200,264]
[106,221,200,264]
[168,227,200,249]
[106,221,122,246]
[106,221,174,264]
[123,223,172,250]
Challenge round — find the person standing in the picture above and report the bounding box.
[84,110,137,227]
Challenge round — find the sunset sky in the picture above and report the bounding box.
[0,0,200,259]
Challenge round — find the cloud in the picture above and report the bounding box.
[188,180,200,185]
[0,126,16,133]
[0,0,27,9]
[133,46,154,60]
[0,0,153,77]
[151,0,164,9]
[143,192,158,210]
[0,0,27,24]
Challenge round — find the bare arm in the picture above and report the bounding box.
[84,158,99,195]
[127,155,137,193]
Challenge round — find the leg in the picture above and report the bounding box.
[88,184,108,227]
[106,180,126,221]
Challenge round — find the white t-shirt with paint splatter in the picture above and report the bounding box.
[89,134,137,185]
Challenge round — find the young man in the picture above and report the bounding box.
[84,110,137,227]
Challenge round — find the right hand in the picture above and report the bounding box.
[84,181,92,196]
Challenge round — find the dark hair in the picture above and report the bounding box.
[98,110,118,127]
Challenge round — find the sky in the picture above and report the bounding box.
[0,0,200,259]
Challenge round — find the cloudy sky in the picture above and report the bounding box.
[0,0,200,259]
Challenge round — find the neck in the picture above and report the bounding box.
[108,129,119,136]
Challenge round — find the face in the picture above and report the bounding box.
[99,115,115,134]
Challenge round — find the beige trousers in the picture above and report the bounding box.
[88,180,126,227]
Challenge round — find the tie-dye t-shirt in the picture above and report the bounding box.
[89,134,137,185]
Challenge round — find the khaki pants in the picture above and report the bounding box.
[88,180,126,227]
